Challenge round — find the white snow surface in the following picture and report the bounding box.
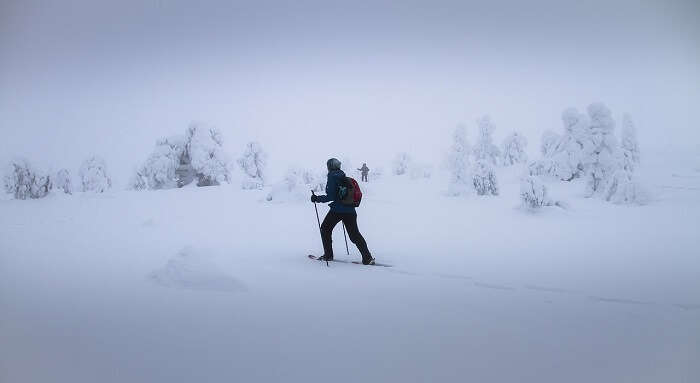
[1,152,699,383]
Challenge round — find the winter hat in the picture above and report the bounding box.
[326,158,341,171]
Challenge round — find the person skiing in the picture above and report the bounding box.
[358,163,370,182]
[311,158,375,265]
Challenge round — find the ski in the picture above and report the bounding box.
[308,254,392,267]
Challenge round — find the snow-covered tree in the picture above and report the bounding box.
[266,167,323,202]
[79,156,111,193]
[3,158,52,199]
[54,168,72,194]
[185,123,230,187]
[584,103,618,197]
[237,141,267,190]
[392,152,412,175]
[556,108,594,180]
[131,136,185,190]
[619,113,640,172]
[447,125,472,196]
[501,132,528,166]
[472,160,498,196]
[531,108,594,181]
[605,169,649,205]
[605,113,647,204]
[540,130,561,157]
[472,116,500,165]
[520,175,553,209]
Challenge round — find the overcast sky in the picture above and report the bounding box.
[1,0,699,182]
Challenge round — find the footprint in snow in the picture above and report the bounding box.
[149,246,246,293]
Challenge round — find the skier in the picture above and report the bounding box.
[311,158,375,265]
[358,163,370,182]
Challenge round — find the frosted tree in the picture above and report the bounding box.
[266,167,323,202]
[619,113,640,172]
[132,136,185,190]
[302,168,326,193]
[520,175,554,209]
[392,152,412,175]
[584,103,618,197]
[472,160,498,196]
[79,156,112,193]
[447,125,472,196]
[3,158,52,199]
[237,141,267,190]
[605,114,647,204]
[501,131,528,166]
[472,116,500,165]
[186,123,231,186]
[605,169,649,205]
[540,130,561,157]
[54,168,72,194]
[557,108,593,180]
[530,108,594,181]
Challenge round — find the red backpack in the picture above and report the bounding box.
[338,177,362,207]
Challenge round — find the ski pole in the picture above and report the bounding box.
[311,190,328,267]
[341,222,350,255]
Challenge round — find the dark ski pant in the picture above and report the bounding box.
[361,173,368,182]
[321,211,372,262]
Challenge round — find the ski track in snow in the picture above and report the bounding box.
[322,258,699,312]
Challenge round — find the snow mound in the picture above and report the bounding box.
[149,247,246,292]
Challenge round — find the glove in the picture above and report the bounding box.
[310,195,319,203]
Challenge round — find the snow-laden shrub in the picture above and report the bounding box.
[186,123,230,187]
[266,167,323,202]
[620,113,640,172]
[541,130,561,157]
[392,152,412,175]
[520,175,554,209]
[584,103,618,197]
[447,125,472,196]
[472,160,498,196]
[238,141,267,190]
[54,168,72,194]
[501,132,528,166]
[3,158,52,199]
[528,157,574,181]
[130,171,148,191]
[79,156,111,193]
[131,136,185,190]
[473,116,500,165]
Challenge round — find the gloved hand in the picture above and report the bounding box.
[310,195,319,203]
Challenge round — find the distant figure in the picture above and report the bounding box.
[358,163,370,182]
[311,158,374,265]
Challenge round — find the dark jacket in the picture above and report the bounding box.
[316,169,356,214]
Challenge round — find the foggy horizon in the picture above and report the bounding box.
[2,0,699,182]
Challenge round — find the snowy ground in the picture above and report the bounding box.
[1,153,699,383]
